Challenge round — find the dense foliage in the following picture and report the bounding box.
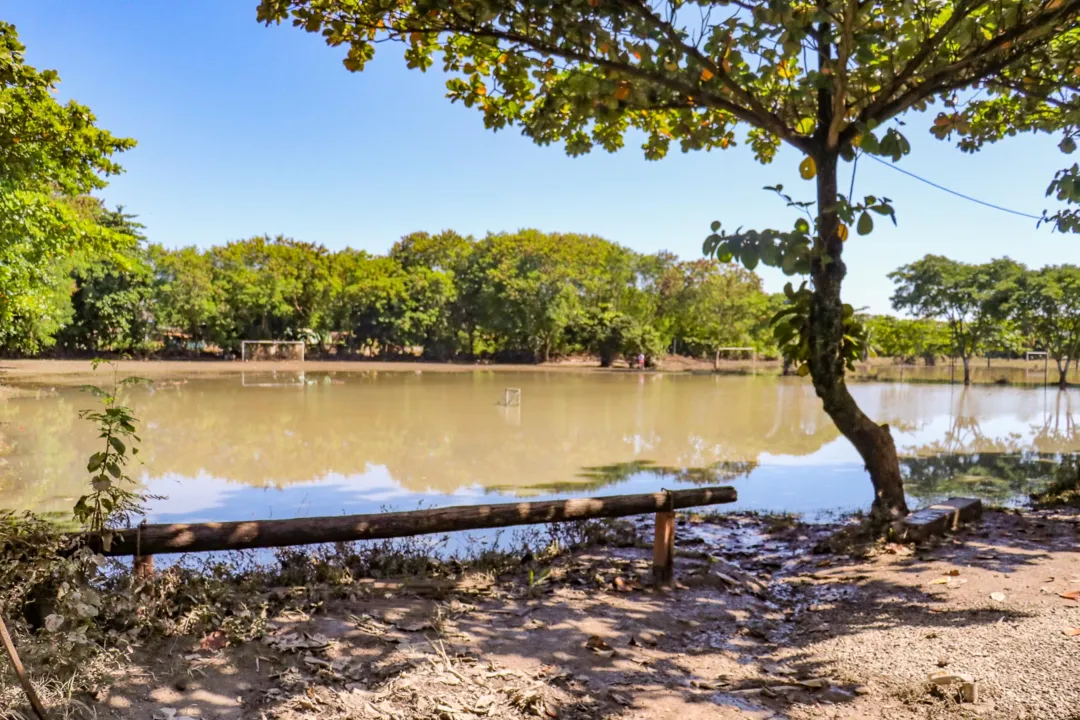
[891,255,1080,388]
[0,22,135,353]
[890,255,1024,384]
[5,228,784,364]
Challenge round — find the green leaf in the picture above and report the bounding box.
[794,218,810,234]
[87,452,105,473]
[710,220,721,232]
[1061,137,1077,155]
[796,363,810,376]
[856,212,873,235]
[109,437,126,455]
[796,118,814,135]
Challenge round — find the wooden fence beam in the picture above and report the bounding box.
[81,486,737,557]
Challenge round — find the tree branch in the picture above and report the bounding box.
[852,0,989,126]
[827,0,859,149]
[369,9,816,154]
[614,0,813,153]
[839,0,1080,146]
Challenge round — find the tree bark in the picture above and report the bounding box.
[808,150,909,521]
[1059,357,1070,390]
[962,355,972,385]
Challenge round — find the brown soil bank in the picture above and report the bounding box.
[15,508,1079,720]
[0,357,763,381]
[0,357,1058,387]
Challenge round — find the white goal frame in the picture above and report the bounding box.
[240,340,305,362]
[1025,351,1048,361]
[498,388,522,407]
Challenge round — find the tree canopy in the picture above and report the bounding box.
[256,0,1080,519]
[14,229,779,364]
[1011,264,1080,387]
[0,22,135,353]
[890,255,1022,384]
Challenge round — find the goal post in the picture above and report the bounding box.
[240,340,305,362]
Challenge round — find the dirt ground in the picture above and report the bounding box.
[0,356,1054,387]
[57,508,1080,720]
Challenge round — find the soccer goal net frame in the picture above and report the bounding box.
[498,388,522,407]
[240,340,305,362]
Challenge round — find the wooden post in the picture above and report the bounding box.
[133,555,154,580]
[652,490,676,587]
[82,486,737,557]
[0,614,50,720]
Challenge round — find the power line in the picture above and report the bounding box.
[864,153,1043,221]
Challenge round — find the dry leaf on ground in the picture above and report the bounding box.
[585,635,616,658]
[199,630,228,652]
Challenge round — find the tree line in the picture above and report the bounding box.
[7,200,783,365]
[11,200,1080,381]
[888,255,1080,388]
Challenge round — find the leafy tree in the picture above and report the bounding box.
[567,302,663,365]
[206,236,331,349]
[257,0,1080,518]
[890,256,1023,385]
[0,23,135,353]
[865,315,950,365]
[1013,265,1080,388]
[60,205,154,353]
[150,245,228,351]
[669,260,770,364]
[389,231,473,359]
[467,231,608,361]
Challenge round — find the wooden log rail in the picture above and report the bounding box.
[85,486,737,585]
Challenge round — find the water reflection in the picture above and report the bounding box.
[1,371,1079,522]
[898,387,1078,506]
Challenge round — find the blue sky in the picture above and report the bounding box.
[6,1,1078,313]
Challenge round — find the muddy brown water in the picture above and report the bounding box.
[1,368,1077,524]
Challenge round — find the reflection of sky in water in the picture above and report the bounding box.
[145,459,876,525]
[3,372,1077,524]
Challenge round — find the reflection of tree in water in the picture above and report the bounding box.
[901,451,1061,505]
[901,389,1078,505]
[0,374,840,514]
[487,459,758,495]
[1031,390,1080,453]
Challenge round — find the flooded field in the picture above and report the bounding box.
[1,367,1077,524]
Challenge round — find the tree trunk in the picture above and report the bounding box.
[1059,358,1070,390]
[809,150,909,521]
[962,355,972,385]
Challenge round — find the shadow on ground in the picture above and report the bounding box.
[78,505,1080,720]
